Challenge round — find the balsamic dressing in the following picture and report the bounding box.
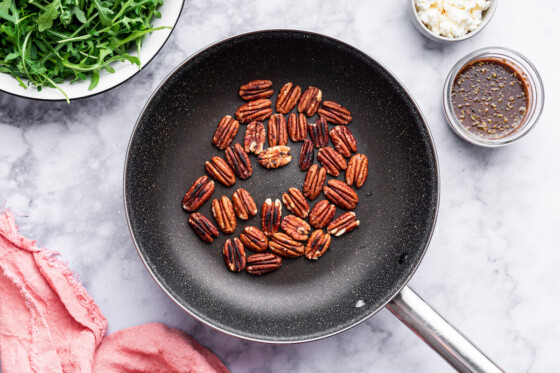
[451,58,529,140]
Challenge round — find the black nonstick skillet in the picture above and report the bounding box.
[124,30,502,372]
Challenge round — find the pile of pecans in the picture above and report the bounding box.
[182,80,369,275]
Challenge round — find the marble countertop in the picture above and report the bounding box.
[1,0,559,371]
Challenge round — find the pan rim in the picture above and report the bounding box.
[123,29,441,344]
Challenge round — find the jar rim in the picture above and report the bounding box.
[443,47,545,147]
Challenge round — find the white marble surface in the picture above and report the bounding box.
[1,1,559,371]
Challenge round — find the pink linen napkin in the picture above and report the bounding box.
[0,210,229,373]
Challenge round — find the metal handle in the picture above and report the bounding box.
[386,286,504,373]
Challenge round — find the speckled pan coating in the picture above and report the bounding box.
[124,30,439,343]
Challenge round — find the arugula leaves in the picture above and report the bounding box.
[0,0,14,22]
[38,0,61,32]
[92,0,114,26]
[0,0,168,102]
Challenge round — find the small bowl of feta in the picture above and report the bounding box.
[409,0,498,43]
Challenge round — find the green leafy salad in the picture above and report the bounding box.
[0,0,168,101]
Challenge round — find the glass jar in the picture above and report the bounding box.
[443,47,544,147]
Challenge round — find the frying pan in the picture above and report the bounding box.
[124,30,502,372]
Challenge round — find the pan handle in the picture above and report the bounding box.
[386,286,504,373]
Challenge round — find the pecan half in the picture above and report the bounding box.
[205,156,235,187]
[261,198,282,236]
[244,121,266,155]
[327,212,360,237]
[267,114,288,147]
[257,145,292,169]
[287,113,308,142]
[239,226,268,252]
[276,82,302,114]
[246,253,282,275]
[318,147,347,176]
[235,99,273,124]
[182,176,215,212]
[188,212,219,243]
[225,143,253,180]
[269,232,304,258]
[302,165,327,200]
[212,115,239,150]
[305,230,332,260]
[330,125,357,158]
[346,153,369,188]
[239,80,273,101]
[282,187,309,218]
[308,117,329,148]
[281,215,310,241]
[309,200,336,228]
[223,238,246,272]
[298,86,322,117]
[323,179,359,210]
[232,188,258,220]
[299,139,314,171]
[211,196,237,234]
[318,101,352,125]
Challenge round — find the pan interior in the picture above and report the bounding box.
[125,31,438,342]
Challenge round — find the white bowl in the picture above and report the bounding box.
[0,0,184,101]
[408,0,498,43]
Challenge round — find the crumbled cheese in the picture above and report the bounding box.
[415,0,491,38]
